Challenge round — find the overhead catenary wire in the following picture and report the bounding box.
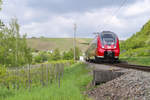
[97,0,128,32]
[96,0,115,32]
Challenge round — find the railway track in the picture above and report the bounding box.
[110,62,150,72]
[88,61,150,72]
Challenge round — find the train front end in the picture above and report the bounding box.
[96,31,120,61]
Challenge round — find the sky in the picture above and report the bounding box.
[0,0,150,40]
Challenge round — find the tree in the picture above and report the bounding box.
[62,47,81,60]
[62,48,74,60]
[0,18,32,67]
[34,54,42,63]
[51,48,61,61]
[0,0,2,11]
[33,51,50,63]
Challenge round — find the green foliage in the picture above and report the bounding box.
[62,48,74,60]
[120,20,150,57]
[62,47,81,60]
[75,46,81,60]
[34,54,43,63]
[33,51,49,63]
[51,48,61,61]
[0,19,32,67]
[0,0,2,10]
[120,47,150,57]
[33,47,81,64]
[1,63,92,100]
[120,57,150,66]
[0,60,74,88]
[0,65,6,77]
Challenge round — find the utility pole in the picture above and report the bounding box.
[73,23,77,61]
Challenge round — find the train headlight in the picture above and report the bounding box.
[102,45,104,48]
[114,45,116,48]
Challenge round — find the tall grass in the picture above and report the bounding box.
[1,63,92,100]
[120,57,150,66]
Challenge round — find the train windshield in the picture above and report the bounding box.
[101,33,116,45]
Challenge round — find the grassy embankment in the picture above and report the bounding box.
[120,19,150,65]
[120,57,150,66]
[0,63,92,100]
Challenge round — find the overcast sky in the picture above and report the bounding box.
[0,0,150,40]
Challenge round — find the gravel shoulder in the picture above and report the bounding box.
[86,63,150,100]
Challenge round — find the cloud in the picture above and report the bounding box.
[21,16,74,37]
[124,0,150,17]
[0,0,150,40]
[27,0,137,13]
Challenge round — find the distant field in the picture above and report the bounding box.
[27,38,92,52]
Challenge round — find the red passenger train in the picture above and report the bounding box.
[85,31,120,63]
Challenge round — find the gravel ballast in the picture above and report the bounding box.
[87,63,150,100]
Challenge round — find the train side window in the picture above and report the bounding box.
[88,38,97,51]
[93,39,97,48]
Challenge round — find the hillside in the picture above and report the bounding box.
[120,20,150,57]
[27,38,92,52]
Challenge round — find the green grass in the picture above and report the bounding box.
[1,63,92,100]
[120,57,150,66]
[27,38,92,52]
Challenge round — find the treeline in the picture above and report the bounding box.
[0,19,32,67]
[33,47,81,64]
[0,19,82,67]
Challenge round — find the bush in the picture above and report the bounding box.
[0,65,7,83]
[62,49,74,60]
[120,47,150,57]
[62,47,81,60]
[34,51,50,63]
[51,48,61,61]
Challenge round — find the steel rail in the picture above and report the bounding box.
[107,63,150,72]
[87,61,150,72]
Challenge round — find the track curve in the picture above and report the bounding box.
[87,61,150,72]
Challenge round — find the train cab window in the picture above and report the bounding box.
[101,33,116,45]
[103,34,113,38]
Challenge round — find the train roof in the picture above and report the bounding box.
[99,31,117,38]
[100,31,115,34]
